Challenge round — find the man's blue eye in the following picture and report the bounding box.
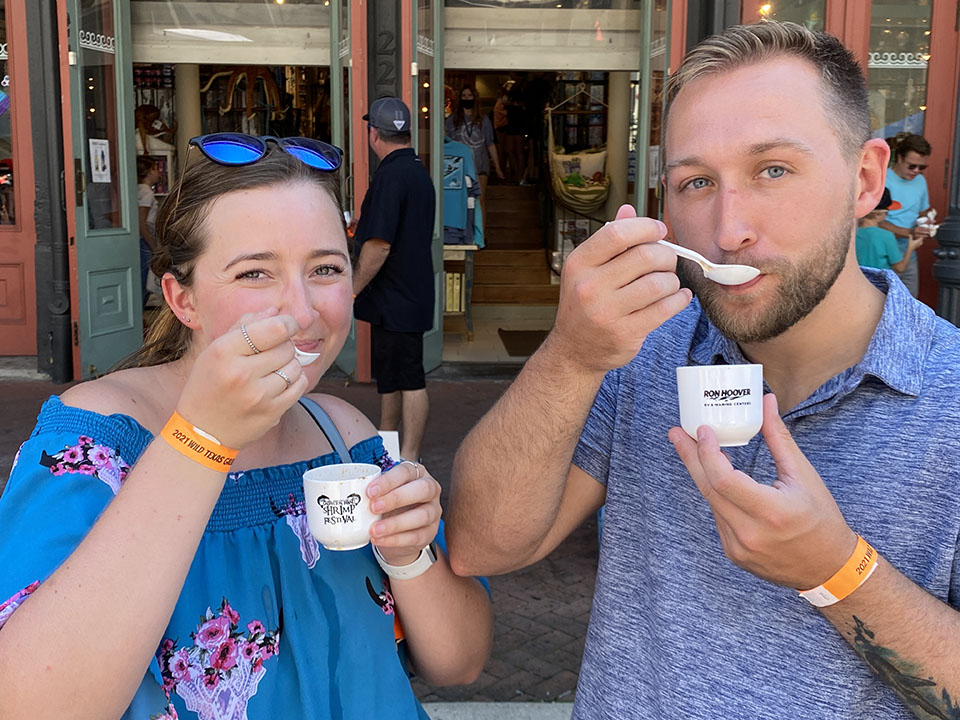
[765,166,786,179]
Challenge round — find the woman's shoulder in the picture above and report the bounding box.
[304,392,378,449]
[60,367,170,431]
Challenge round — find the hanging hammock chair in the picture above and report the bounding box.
[547,106,610,216]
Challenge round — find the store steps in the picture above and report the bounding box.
[474,184,557,305]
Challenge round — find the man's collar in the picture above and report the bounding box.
[381,146,415,164]
[689,269,929,397]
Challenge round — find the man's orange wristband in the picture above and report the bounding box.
[160,412,238,473]
[798,534,879,607]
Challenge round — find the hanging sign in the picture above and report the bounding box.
[89,138,111,183]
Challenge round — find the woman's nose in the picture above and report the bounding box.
[280,281,319,329]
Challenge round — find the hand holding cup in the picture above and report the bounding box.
[368,461,442,566]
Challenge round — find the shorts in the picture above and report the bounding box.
[371,325,426,394]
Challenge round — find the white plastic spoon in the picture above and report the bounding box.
[294,347,322,366]
[658,240,760,286]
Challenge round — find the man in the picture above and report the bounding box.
[353,97,435,461]
[880,133,935,298]
[447,22,960,719]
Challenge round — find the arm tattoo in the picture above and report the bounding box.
[851,615,960,720]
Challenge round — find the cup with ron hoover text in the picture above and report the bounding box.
[302,463,382,550]
[676,364,763,447]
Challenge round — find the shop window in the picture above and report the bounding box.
[755,0,826,30]
[867,1,932,138]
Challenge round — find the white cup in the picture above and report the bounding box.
[676,364,764,447]
[302,463,382,550]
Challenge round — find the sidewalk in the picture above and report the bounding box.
[0,363,597,710]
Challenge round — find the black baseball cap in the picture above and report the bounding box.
[875,187,902,212]
[363,97,411,132]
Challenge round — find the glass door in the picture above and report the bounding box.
[332,0,357,376]
[417,0,444,374]
[65,0,139,378]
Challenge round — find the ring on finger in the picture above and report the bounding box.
[273,368,292,388]
[241,324,262,354]
[401,460,423,479]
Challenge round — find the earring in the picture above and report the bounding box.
[182,316,190,323]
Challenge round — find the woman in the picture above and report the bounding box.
[0,134,492,720]
[445,85,504,222]
[137,155,161,307]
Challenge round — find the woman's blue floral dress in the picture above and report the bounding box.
[0,396,437,720]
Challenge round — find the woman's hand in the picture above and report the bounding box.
[368,461,442,566]
[175,308,310,449]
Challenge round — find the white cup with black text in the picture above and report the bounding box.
[676,364,764,447]
[302,463,382,550]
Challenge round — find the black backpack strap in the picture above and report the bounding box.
[298,396,351,463]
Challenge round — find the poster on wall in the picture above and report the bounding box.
[89,138,111,183]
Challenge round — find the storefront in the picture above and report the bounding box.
[3,0,959,380]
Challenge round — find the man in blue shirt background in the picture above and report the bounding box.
[880,133,935,297]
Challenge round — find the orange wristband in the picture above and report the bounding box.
[161,412,238,473]
[798,534,879,607]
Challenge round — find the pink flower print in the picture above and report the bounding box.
[246,620,265,636]
[77,464,96,475]
[161,638,176,654]
[202,669,220,689]
[260,641,276,661]
[252,656,263,673]
[0,580,40,630]
[49,463,66,476]
[62,446,83,463]
[77,435,93,445]
[210,638,238,672]
[163,674,176,692]
[221,601,240,627]
[239,640,258,663]
[91,447,112,465]
[195,615,231,652]
[169,648,196,682]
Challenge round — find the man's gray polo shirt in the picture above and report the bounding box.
[572,269,960,718]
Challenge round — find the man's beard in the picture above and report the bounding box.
[677,209,854,344]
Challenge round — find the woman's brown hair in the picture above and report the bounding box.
[115,143,346,371]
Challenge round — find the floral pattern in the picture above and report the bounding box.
[39,436,130,494]
[0,580,40,631]
[272,493,320,569]
[156,598,279,720]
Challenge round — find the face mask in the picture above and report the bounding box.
[460,99,475,110]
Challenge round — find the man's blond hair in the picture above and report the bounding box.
[663,21,871,161]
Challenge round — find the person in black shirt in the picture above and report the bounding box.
[353,97,436,461]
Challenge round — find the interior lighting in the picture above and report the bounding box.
[919,105,927,111]
[275,0,284,4]
[759,3,772,16]
[421,106,428,113]
[423,81,430,88]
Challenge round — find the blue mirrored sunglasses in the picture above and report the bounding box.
[188,133,342,172]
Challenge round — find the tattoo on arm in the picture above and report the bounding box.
[851,615,960,720]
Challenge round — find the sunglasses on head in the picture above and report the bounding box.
[188,133,342,172]
[907,163,928,171]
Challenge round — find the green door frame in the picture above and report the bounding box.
[418,0,445,375]
[66,0,140,379]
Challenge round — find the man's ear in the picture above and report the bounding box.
[854,138,890,220]
[162,272,197,328]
